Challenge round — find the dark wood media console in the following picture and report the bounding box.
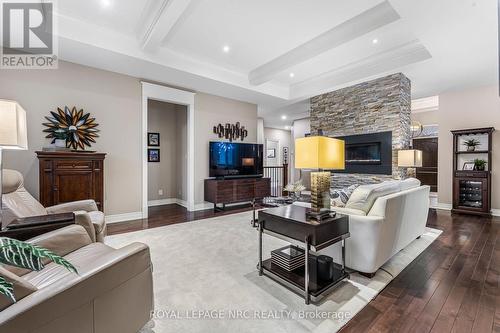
[204,177,271,211]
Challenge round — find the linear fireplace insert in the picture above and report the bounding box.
[334,131,392,175]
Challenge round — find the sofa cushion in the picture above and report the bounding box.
[330,184,359,208]
[88,211,105,233]
[0,266,37,310]
[330,206,367,216]
[23,242,114,289]
[345,180,401,214]
[400,177,421,191]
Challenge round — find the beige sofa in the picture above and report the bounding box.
[1,169,106,242]
[0,225,153,333]
[323,179,430,276]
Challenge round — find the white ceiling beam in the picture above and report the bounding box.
[139,0,194,52]
[289,40,432,99]
[248,1,400,86]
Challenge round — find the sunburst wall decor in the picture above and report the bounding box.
[43,106,99,150]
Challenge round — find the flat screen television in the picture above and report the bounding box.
[209,142,263,178]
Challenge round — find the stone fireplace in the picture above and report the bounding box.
[310,73,411,188]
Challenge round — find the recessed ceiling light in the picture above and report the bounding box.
[222,45,230,53]
[101,0,112,7]
[372,38,379,44]
[281,115,287,120]
[289,73,295,78]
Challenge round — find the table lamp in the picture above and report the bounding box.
[0,100,28,227]
[295,136,345,221]
[398,149,422,178]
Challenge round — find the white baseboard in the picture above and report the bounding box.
[432,202,452,211]
[105,211,143,224]
[194,202,214,211]
[492,209,500,217]
[148,198,178,207]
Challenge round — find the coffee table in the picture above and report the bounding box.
[257,204,349,304]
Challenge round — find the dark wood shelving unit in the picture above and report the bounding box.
[451,127,494,217]
[454,150,490,154]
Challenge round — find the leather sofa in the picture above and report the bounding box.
[1,169,106,242]
[0,225,154,333]
[296,178,430,276]
[325,179,430,276]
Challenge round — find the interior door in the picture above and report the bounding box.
[413,137,438,192]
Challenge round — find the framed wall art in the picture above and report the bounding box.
[148,132,160,146]
[148,148,160,162]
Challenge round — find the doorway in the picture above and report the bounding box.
[413,137,438,192]
[146,100,188,209]
[141,82,195,218]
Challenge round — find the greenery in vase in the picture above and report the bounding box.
[0,237,77,302]
[284,181,306,194]
[462,138,481,149]
[474,159,487,170]
[53,128,68,141]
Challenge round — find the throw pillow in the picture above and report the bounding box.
[330,185,359,208]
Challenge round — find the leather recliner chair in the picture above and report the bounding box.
[1,169,107,242]
[0,225,154,333]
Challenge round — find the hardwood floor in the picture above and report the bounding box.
[108,205,500,332]
[342,210,500,333]
[107,203,257,235]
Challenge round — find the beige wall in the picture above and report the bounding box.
[1,61,142,216]
[291,118,311,182]
[438,85,500,211]
[147,100,187,202]
[264,127,291,181]
[194,93,257,205]
[412,110,438,125]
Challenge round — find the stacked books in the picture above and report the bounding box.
[271,245,305,271]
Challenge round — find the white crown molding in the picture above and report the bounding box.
[105,212,143,224]
[412,96,439,113]
[249,1,400,86]
[290,40,432,99]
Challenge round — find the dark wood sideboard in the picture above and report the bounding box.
[204,177,271,211]
[36,151,106,212]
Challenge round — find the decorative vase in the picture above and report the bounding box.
[476,165,485,171]
[55,139,66,148]
[467,146,475,152]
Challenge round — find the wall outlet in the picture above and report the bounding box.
[158,189,164,196]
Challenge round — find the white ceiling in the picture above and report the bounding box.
[39,0,499,128]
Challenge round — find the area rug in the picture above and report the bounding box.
[105,211,442,333]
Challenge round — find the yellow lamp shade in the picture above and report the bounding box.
[295,136,345,170]
[0,100,28,150]
[398,149,423,167]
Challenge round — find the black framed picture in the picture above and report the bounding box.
[148,149,160,162]
[266,149,276,158]
[148,132,160,146]
[462,162,475,171]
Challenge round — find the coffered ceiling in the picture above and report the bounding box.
[40,0,499,127]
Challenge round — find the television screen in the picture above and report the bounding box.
[209,142,263,178]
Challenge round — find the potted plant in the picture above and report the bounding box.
[0,237,77,303]
[53,128,68,148]
[285,181,306,200]
[474,159,487,171]
[463,138,481,152]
